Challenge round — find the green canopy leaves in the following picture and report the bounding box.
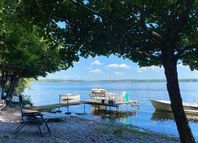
[0,0,80,79]
[16,0,198,69]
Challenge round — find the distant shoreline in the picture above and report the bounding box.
[31,79,198,82]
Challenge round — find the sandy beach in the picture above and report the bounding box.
[0,107,178,143]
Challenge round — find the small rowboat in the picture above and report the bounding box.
[150,99,198,114]
[59,93,80,103]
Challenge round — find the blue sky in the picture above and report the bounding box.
[42,55,198,80]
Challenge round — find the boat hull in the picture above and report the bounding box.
[150,99,172,112]
[150,99,198,114]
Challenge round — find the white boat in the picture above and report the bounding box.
[150,99,198,114]
[59,93,80,103]
[90,88,111,102]
[90,88,129,103]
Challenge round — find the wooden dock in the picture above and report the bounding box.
[82,100,139,107]
[33,100,139,112]
[33,102,82,111]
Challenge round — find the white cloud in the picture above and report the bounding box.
[43,72,69,79]
[138,66,162,72]
[92,60,102,65]
[74,61,80,64]
[106,63,131,69]
[89,69,102,74]
[114,72,124,75]
[93,56,98,59]
[177,63,189,69]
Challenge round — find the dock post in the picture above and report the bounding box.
[58,95,61,112]
[116,106,119,114]
[65,97,71,114]
[137,99,140,109]
[83,103,86,113]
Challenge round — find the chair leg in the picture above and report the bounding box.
[41,116,51,135]
[14,122,27,134]
[37,121,43,137]
[15,122,24,131]
[44,120,51,135]
[14,115,51,136]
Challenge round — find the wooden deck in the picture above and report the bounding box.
[33,100,139,112]
[82,100,139,107]
[33,102,82,111]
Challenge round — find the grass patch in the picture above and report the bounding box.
[99,123,178,142]
[36,106,55,112]
[100,123,148,136]
[158,134,178,142]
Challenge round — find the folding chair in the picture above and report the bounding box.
[14,95,51,136]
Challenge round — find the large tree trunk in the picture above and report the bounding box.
[0,72,4,99]
[163,60,195,143]
[0,71,6,99]
[3,75,19,101]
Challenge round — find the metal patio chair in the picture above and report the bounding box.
[14,95,51,136]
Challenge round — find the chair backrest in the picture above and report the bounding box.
[0,99,5,105]
[18,94,24,120]
[0,99,6,110]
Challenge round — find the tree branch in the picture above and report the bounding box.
[72,0,161,61]
[176,44,197,59]
[72,0,140,46]
[100,30,160,61]
[132,5,163,41]
[168,0,194,39]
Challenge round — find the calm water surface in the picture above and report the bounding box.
[25,81,198,140]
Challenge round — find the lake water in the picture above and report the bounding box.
[25,81,198,140]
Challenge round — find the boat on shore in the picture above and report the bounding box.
[150,99,198,114]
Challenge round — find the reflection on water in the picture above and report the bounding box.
[152,111,198,122]
[91,109,138,124]
[151,111,174,121]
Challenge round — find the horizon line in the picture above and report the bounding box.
[33,78,198,82]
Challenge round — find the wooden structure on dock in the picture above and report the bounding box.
[82,100,139,112]
[88,89,139,112]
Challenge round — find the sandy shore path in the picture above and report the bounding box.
[0,107,178,143]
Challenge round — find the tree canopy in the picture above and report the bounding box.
[0,0,79,99]
[16,0,198,69]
